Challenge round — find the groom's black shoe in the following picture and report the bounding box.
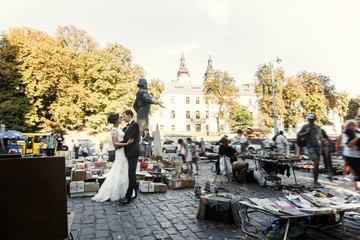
[119,197,131,205]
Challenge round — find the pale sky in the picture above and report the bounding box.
[2,0,360,95]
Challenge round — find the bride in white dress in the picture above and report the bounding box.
[92,113,133,202]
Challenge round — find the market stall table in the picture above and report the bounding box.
[251,156,302,185]
[232,194,360,240]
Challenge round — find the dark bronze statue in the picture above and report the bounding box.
[133,78,164,135]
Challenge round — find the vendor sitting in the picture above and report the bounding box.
[219,137,249,183]
[96,143,107,160]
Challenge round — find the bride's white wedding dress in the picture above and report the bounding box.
[92,127,129,202]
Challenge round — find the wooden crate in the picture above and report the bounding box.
[182,180,195,188]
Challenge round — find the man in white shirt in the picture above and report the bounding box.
[237,130,247,154]
[262,137,272,151]
[96,143,107,159]
[72,139,80,159]
[275,131,287,154]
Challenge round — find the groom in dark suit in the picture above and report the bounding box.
[119,110,141,204]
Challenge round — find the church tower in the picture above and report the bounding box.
[177,54,190,83]
[204,55,215,77]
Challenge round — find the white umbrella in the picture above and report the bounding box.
[152,124,163,157]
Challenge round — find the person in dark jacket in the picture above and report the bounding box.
[218,137,248,182]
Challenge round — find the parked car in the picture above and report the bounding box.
[231,140,262,153]
[78,139,96,156]
[162,140,178,154]
[247,139,264,151]
[204,144,215,153]
[206,141,220,153]
[329,136,340,153]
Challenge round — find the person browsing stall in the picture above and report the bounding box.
[341,120,360,181]
[96,143,108,159]
[187,138,199,175]
[275,131,287,154]
[297,114,324,188]
[218,137,249,183]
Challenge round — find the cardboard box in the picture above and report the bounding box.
[57,150,71,159]
[154,183,167,193]
[145,175,155,182]
[84,182,99,192]
[70,181,84,193]
[94,162,106,168]
[172,179,183,189]
[136,173,146,180]
[149,182,155,193]
[72,169,86,181]
[164,162,173,168]
[139,181,151,193]
[182,180,195,189]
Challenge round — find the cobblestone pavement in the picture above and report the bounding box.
[67,157,360,240]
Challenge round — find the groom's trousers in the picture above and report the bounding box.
[126,156,139,198]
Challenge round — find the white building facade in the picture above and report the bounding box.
[149,55,258,136]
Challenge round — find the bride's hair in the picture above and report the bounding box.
[108,113,120,124]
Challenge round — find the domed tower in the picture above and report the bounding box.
[177,54,191,83]
[204,55,215,77]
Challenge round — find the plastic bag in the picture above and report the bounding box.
[253,169,266,186]
[219,155,232,175]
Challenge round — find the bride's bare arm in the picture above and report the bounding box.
[113,136,133,147]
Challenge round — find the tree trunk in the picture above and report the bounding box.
[217,104,223,132]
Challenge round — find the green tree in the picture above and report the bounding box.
[230,104,254,130]
[0,36,30,131]
[344,96,360,120]
[0,26,147,132]
[2,27,62,130]
[84,43,145,131]
[254,64,286,129]
[282,77,305,127]
[297,71,328,124]
[148,78,164,115]
[335,91,349,127]
[203,70,238,132]
[318,74,337,111]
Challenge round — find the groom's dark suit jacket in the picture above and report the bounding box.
[121,120,141,158]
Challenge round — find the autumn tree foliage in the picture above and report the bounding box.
[203,70,239,132]
[0,26,153,132]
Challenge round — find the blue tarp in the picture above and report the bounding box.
[0,130,28,140]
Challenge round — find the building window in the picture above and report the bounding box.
[171,111,175,118]
[171,96,175,104]
[220,125,224,132]
[160,125,164,131]
[186,125,191,131]
[206,111,209,118]
[186,111,190,119]
[196,124,201,132]
[206,125,209,132]
[171,125,175,131]
[196,97,200,104]
[159,111,164,118]
[196,111,200,119]
[186,97,190,104]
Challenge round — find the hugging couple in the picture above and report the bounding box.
[92,110,141,205]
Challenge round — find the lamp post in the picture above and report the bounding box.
[269,57,281,134]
